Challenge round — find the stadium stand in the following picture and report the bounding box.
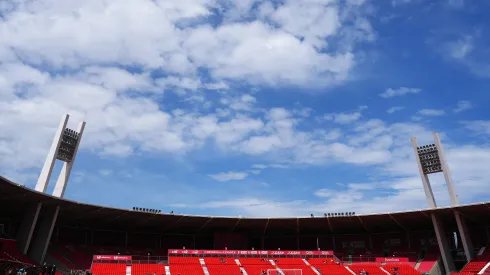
[416,254,439,273]
[0,239,35,264]
[203,257,242,275]
[452,249,490,275]
[349,263,386,275]
[384,263,421,275]
[239,258,276,275]
[91,263,127,275]
[132,263,166,275]
[274,258,317,275]
[307,259,352,275]
[1,176,490,275]
[168,257,205,275]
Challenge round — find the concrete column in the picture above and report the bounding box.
[431,213,456,275]
[28,205,60,264]
[16,203,42,254]
[454,211,475,261]
[411,137,437,208]
[433,133,460,206]
[35,114,69,193]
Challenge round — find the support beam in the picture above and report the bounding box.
[431,213,456,275]
[53,121,86,198]
[28,205,60,264]
[454,210,475,261]
[35,114,69,193]
[433,133,460,205]
[16,203,42,254]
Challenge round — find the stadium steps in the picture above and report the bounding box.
[199,258,210,275]
[274,258,316,275]
[479,262,490,274]
[168,256,204,275]
[349,263,386,275]
[269,259,285,275]
[302,258,320,275]
[416,254,438,273]
[384,263,421,275]
[452,249,490,275]
[234,258,249,275]
[379,267,391,275]
[307,258,353,275]
[345,266,356,275]
[239,257,275,275]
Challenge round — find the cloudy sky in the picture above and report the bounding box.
[1,0,490,217]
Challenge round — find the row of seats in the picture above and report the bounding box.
[90,258,423,275]
[453,253,490,275]
[133,264,165,275]
[385,264,420,275]
[205,257,241,275]
[0,239,36,264]
[91,263,126,275]
[416,254,438,273]
[169,257,203,275]
[349,263,386,275]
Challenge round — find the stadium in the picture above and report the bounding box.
[0,115,489,275]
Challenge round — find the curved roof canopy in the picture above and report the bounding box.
[1,176,489,235]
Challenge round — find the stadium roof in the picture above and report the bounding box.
[1,176,489,235]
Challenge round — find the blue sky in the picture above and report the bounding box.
[1,0,490,217]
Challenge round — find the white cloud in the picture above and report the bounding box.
[379,87,421,98]
[434,32,490,78]
[208,171,248,182]
[1,0,490,218]
[324,112,362,124]
[387,106,405,114]
[447,0,465,9]
[221,94,257,111]
[324,129,342,141]
[179,143,490,216]
[447,36,474,60]
[462,120,490,135]
[252,164,289,170]
[453,100,473,113]
[392,0,412,7]
[417,109,445,116]
[0,0,373,87]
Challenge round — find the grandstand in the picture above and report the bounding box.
[0,124,489,275]
[1,176,490,275]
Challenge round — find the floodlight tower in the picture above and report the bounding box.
[21,114,86,264]
[35,113,85,198]
[412,132,474,274]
